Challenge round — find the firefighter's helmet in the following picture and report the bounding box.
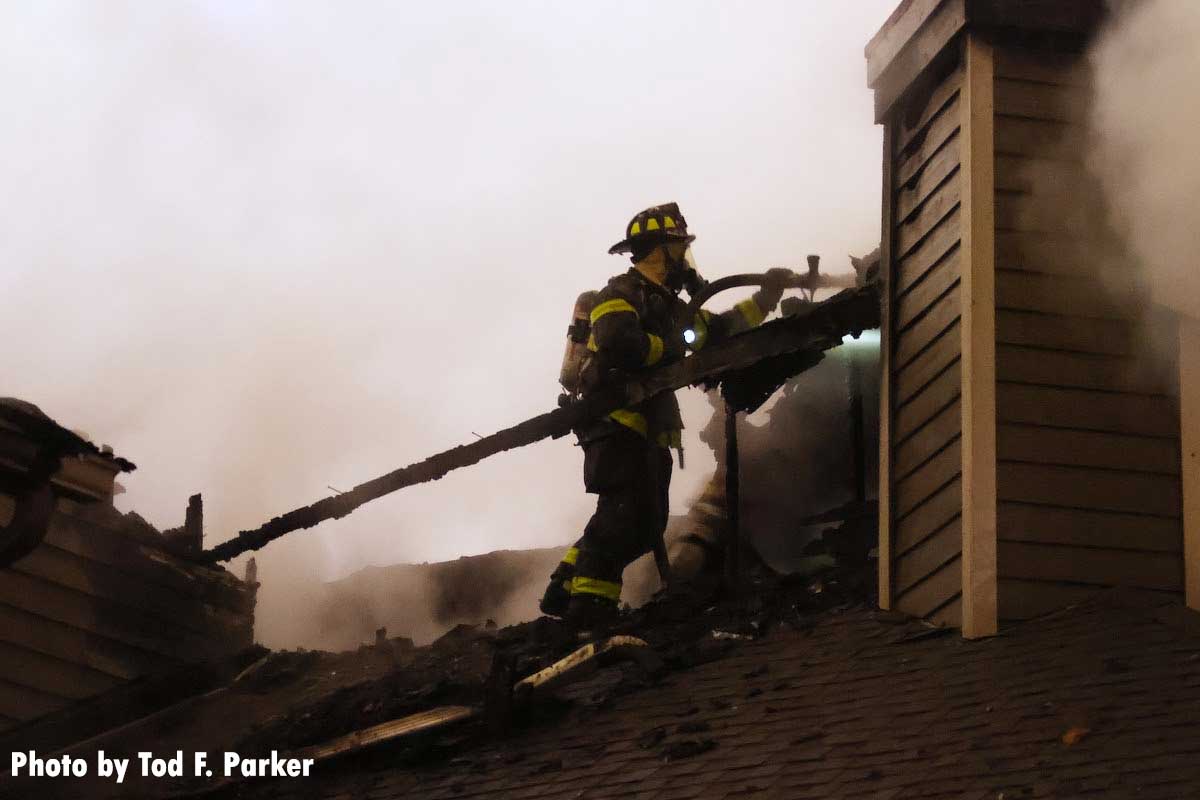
[607,202,696,256]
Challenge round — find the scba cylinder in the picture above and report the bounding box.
[559,290,598,394]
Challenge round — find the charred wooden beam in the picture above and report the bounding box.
[203,284,880,563]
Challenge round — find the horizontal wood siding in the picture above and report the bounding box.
[0,602,179,681]
[890,57,965,625]
[0,504,255,728]
[999,503,1182,552]
[990,45,1184,619]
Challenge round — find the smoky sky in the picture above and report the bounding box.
[1088,0,1200,321]
[1,1,894,646]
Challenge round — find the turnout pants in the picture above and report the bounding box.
[549,426,673,609]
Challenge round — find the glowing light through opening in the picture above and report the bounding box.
[683,329,696,345]
[840,328,881,348]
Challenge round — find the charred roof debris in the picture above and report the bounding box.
[0,261,885,799]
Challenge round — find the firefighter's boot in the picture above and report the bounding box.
[539,575,572,618]
[539,549,578,618]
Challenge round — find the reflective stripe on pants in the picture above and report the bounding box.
[569,575,622,601]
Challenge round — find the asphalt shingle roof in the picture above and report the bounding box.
[227,589,1200,800]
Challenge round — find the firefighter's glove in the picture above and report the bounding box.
[751,267,793,314]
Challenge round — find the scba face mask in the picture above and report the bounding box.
[665,244,706,297]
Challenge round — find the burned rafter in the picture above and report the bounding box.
[203,284,880,563]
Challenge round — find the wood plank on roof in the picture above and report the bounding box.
[997,461,1182,517]
[994,116,1080,160]
[56,502,169,549]
[895,399,962,480]
[959,33,999,638]
[998,578,1102,620]
[871,0,966,121]
[895,516,963,593]
[996,383,1180,439]
[895,321,962,404]
[996,269,1138,320]
[0,602,172,681]
[996,310,1138,357]
[0,640,120,700]
[969,0,1106,38]
[867,0,952,86]
[894,66,964,156]
[896,213,961,296]
[896,173,962,259]
[895,284,962,368]
[0,430,38,474]
[928,594,962,627]
[11,542,251,639]
[895,554,962,619]
[895,357,962,441]
[52,455,120,503]
[897,483,961,554]
[896,98,962,194]
[1181,319,1200,611]
[996,192,1086,235]
[897,139,961,224]
[897,249,960,330]
[43,514,253,615]
[995,230,1113,278]
[994,77,1088,123]
[896,438,962,517]
[998,423,1181,474]
[993,46,1090,87]
[880,117,897,611]
[0,570,217,662]
[998,541,1184,592]
[998,501,1182,553]
[994,155,1086,194]
[996,345,1174,395]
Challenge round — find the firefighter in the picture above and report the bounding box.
[540,202,790,626]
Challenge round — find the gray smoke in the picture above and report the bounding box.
[1088,0,1200,319]
[0,2,893,649]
